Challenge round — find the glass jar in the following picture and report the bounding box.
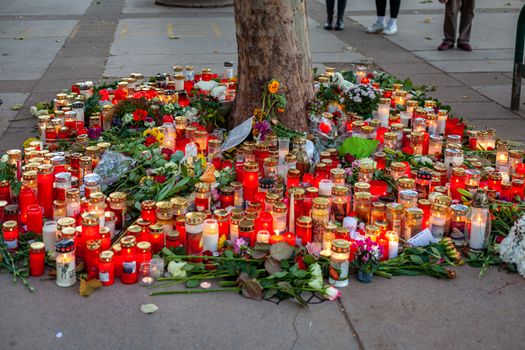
[120,235,138,284]
[370,202,386,225]
[399,190,418,209]
[410,132,424,155]
[99,226,111,251]
[450,204,468,246]
[296,216,312,245]
[214,209,230,242]
[263,157,278,180]
[511,179,525,201]
[287,168,301,189]
[428,135,443,157]
[330,168,346,185]
[239,219,255,248]
[243,162,259,202]
[272,201,287,234]
[156,201,173,237]
[354,192,372,224]
[37,164,53,219]
[294,137,310,179]
[185,212,204,256]
[449,168,466,200]
[81,212,100,246]
[322,222,337,253]
[85,239,101,278]
[29,241,46,276]
[403,208,424,240]
[389,162,407,181]
[65,188,81,218]
[98,250,115,286]
[53,200,66,221]
[465,169,481,194]
[136,241,152,268]
[194,130,208,154]
[331,185,349,223]
[146,224,163,254]
[3,221,19,252]
[468,190,490,249]
[318,179,333,197]
[358,163,375,183]
[329,239,351,287]
[384,132,398,151]
[194,182,211,211]
[89,192,106,227]
[54,172,71,201]
[416,169,432,199]
[429,203,448,239]
[312,197,330,243]
[83,173,101,199]
[55,239,76,287]
[141,200,156,224]
[229,209,243,241]
[109,192,127,229]
[386,203,404,234]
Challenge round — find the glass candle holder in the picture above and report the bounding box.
[98,250,115,286]
[377,98,391,127]
[354,192,372,224]
[329,168,346,185]
[403,208,424,240]
[120,235,138,284]
[37,164,54,219]
[386,203,404,234]
[328,239,350,287]
[243,162,259,202]
[429,203,448,239]
[156,201,173,236]
[450,204,468,246]
[272,201,288,235]
[370,202,386,225]
[29,241,46,277]
[194,182,211,211]
[296,216,312,245]
[468,190,490,249]
[318,179,333,197]
[428,135,443,157]
[147,224,165,254]
[331,185,349,223]
[358,163,374,183]
[496,141,509,165]
[55,239,76,287]
[109,192,127,230]
[202,218,219,253]
[141,200,156,224]
[185,213,204,257]
[322,222,337,253]
[312,197,330,243]
[399,190,419,209]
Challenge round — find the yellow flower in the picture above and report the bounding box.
[197,154,207,167]
[23,137,39,149]
[151,128,159,138]
[268,80,279,94]
[218,235,227,250]
[156,133,164,143]
[143,129,152,137]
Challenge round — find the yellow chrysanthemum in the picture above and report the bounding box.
[23,137,40,149]
[268,80,279,94]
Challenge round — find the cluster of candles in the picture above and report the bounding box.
[37,63,237,144]
[2,65,522,290]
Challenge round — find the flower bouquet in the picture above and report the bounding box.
[352,237,381,283]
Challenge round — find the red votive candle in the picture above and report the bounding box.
[243,162,259,202]
[85,239,101,279]
[26,204,43,234]
[296,216,312,245]
[29,242,45,276]
[19,185,36,225]
[112,244,122,278]
[120,235,138,284]
[98,250,115,286]
[148,224,165,254]
[37,164,54,219]
[141,200,156,224]
[136,241,152,267]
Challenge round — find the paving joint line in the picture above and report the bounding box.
[337,298,366,350]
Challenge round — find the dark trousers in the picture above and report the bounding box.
[326,0,347,20]
[443,0,475,44]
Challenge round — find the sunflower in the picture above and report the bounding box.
[143,129,152,137]
[150,128,159,138]
[267,80,279,94]
[156,133,164,143]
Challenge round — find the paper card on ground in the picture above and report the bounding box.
[407,228,440,247]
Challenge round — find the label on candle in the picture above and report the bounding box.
[123,261,136,274]
[5,238,17,250]
[329,259,349,285]
[430,223,445,239]
[99,271,110,283]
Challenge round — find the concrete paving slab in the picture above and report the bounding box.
[430,59,513,73]
[449,101,520,119]
[0,274,360,350]
[319,0,525,11]
[414,48,514,61]
[376,62,442,75]
[0,79,37,93]
[452,72,513,86]
[427,86,491,103]
[341,266,525,350]
[0,92,29,141]
[349,13,519,51]
[472,84,525,109]
[464,117,525,141]
[0,0,91,16]
[0,19,78,39]
[403,73,463,87]
[123,0,234,14]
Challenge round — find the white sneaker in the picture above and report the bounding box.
[366,21,385,34]
[382,22,398,35]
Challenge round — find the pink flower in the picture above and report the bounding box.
[306,242,321,258]
[323,286,341,301]
[233,238,246,254]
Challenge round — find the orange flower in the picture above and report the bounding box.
[268,80,279,94]
[277,107,285,113]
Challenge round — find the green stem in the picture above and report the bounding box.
[166,255,262,263]
[150,287,240,296]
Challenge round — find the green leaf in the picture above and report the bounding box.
[273,271,288,278]
[338,136,379,159]
[292,269,307,278]
[264,288,278,300]
[409,255,425,265]
[264,257,283,275]
[270,242,294,261]
[186,279,200,288]
[224,250,234,258]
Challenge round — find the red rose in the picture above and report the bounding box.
[295,255,306,270]
[113,88,127,102]
[133,109,148,122]
[367,73,374,78]
[98,89,109,101]
[319,122,332,134]
[161,148,174,160]
[154,175,167,184]
[144,135,158,147]
[71,85,80,94]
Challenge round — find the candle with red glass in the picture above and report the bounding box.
[449,168,466,200]
[255,211,273,234]
[99,227,111,251]
[26,204,43,234]
[29,242,45,276]
[214,209,230,242]
[219,186,235,209]
[81,212,100,248]
[148,224,165,254]
[296,216,313,245]
[194,182,211,211]
[136,241,152,267]
[112,244,122,278]
[19,185,36,225]
[283,232,296,246]
[37,164,54,218]
[0,180,11,204]
[141,200,156,224]
[185,213,204,259]
[120,235,138,284]
[243,162,259,202]
[85,239,101,279]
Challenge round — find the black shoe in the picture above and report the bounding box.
[324,18,333,30]
[334,18,344,31]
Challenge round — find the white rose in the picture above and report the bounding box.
[323,286,341,301]
[167,261,187,278]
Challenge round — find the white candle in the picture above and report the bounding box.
[318,179,333,197]
[256,230,270,243]
[43,221,57,252]
[469,210,487,250]
[437,114,447,135]
[105,220,116,239]
[386,232,399,259]
[278,137,289,164]
[400,111,411,127]
[377,102,390,127]
[202,219,219,252]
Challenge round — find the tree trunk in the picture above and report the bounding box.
[232,0,314,132]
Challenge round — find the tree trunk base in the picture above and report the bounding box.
[155,0,232,8]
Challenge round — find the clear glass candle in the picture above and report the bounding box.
[331,185,349,223]
[429,203,448,239]
[272,201,288,234]
[450,204,468,246]
[328,239,350,287]
[202,218,219,253]
[354,192,372,224]
[311,197,330,243]
[358,163,374,183]
[399,190,419,209]
[403,208,424,240]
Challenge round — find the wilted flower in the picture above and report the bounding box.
[167,261,187,278]
[322,286,341,301]
[254,120,271,140]
[306,242,321,258]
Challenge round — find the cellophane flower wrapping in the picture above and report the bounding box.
[94,150,137,191]
[500,213,525,277]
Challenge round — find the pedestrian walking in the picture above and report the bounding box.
[324,0,347,31]
[366,0,401,35]
[438,0,475,51]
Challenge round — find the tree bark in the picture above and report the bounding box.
[232,0,314,132]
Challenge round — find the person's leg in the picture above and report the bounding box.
[384,0,401,34]
[325,0,335,30]
[367,0,387,33]
[458,0,475,47]
[335,0,347,30]
[441,0,460,48]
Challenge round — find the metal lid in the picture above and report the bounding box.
[312,197,330,209]
[296,216,312,227]
[99,250,114,262]
[332,185,349,196]
[120,235,137,248]
[244,161,259,172]
[405,207,424,219]
[55,239,75,253]
[109,191,126,203]
[30,241,45,252]
[239,219,255,231]
[272,201,287,213]
[137,241,151,251]
[185,212,204,225]
[331,239,350,253]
